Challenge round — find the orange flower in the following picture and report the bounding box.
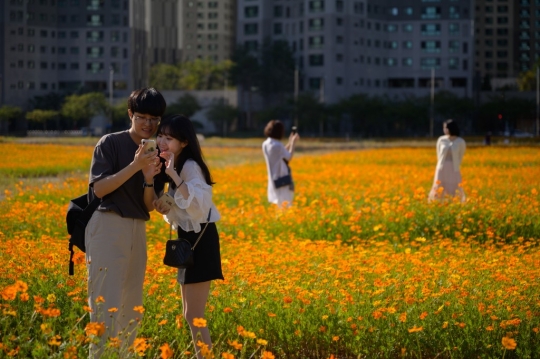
[261,351,275,359]
[222,353,235,359]
[502,336,517,350]
[228,340,243,350]
[399,312,407,323]
[419,312,428,320]
[133,306,144,314]
[408,326,423,333]
[160,343,174,359]
[223,307,233,313]
[193,318,207,327]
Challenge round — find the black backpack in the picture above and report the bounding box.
[66,190,100,275]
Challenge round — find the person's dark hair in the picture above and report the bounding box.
[157,114,214,186]
[128,88,166,117]
[444,119,460,137]
[264,120,285,140]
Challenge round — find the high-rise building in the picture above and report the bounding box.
[473,0,516,85]
[0,0,237,109]
[236,0,475,104]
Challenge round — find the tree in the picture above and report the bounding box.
[25,109,59,131]
[294,93,327,135]
[61,92,108,129]
[258,39,295,100]
[149,59,234,91]
[110,98,130,130]
[0,105,23,135]
[165,93,201,117]
[230,45,261,129]
[206,101,239,136]
[517,60,540,91]
[29,92,65,111]
[149,64,182,90]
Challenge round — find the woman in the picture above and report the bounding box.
[153,115,223,359]
[262,120,300,207]
[428,119,466,202]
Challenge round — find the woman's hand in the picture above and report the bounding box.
[153,199,171,215]
[159,151,183,187]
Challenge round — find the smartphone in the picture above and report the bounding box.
[291,126,298,135]
[141,139,156,153]
[155,193,174,211]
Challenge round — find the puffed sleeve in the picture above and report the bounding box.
[172,160,213,230]
[435,136,443,162]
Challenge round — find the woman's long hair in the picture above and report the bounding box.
[157,114,214,186]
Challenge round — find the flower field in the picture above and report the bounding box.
[0,141,539,358]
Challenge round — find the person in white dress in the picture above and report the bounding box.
[262,120,300,207]
[428,119,466,202]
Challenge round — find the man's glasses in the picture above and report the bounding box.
[134,114,160,125]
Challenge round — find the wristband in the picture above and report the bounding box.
[143,182,154,188]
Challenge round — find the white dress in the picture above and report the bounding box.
[428,136,466,202]
[262,137,294,206]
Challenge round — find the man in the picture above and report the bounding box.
[85,88,165,358]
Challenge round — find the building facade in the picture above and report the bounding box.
[0,0,237,109]
[236,0,475,104]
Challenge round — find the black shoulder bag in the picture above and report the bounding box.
[66,189,100,275]
[163,209,212,269]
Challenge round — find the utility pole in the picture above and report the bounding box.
[430,68,435,137]
[536,65,540,137]
[319,78,325,137]
[294,67,299,127]
[109,66,114,132]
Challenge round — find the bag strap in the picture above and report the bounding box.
[169,208,212,250]
[192,209,212,250]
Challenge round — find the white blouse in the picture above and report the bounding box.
[262,137,294,205]
[163,159,220,233]
[435,136,466,172]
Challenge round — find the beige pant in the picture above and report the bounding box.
[85,211,147,358]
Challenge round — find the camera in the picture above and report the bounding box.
[291,126,298,135]
[141,139,156,153]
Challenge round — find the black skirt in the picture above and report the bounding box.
[176,223,224,285]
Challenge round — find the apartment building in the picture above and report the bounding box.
[0,0,237,109]
[180,0,236,62]
[236,0,475,104]
[474,0,517,86]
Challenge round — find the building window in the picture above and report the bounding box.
[449,57,459,69]
[70,31,79,38]
[244,23,258,35]
[309,1,324,12]
[449,40,460,53]
[309,77,321,89]
[274,23,283,35]
[309,54,324,66]
[449,6,460,19]
[70,63,79,70]
[421,40,441,53]
[309,36,324,49]
[87,14,103,26]
[449,23,460,35]
[421,6,441,19]
[87,30,104,42]
[402,58,413,66]
[336,77,343,85]
[244,6,258,18]
[421,23,441,35]
[420,57,441,69]
[86,62,104,73]
[40,62,48,69]
[309,18,324,31]
[274,5,283,17]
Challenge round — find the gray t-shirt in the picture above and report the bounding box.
[89,130,150,220]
